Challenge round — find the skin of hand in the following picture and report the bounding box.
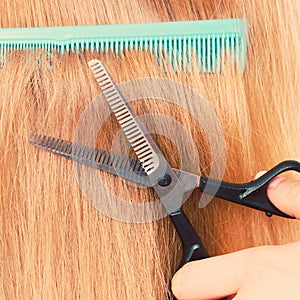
[267,176,300,219]
[172,177,300,300]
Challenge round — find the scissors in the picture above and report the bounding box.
[29,59,300,298]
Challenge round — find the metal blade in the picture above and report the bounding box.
[88,59,186,213]
[29,132,152,186]
[88,59,162,175]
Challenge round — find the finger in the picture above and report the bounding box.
[171,248,252,300]
[267,178,300,219]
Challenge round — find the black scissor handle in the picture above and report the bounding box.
[168,210,228,300]
[199,160,300,218]
[169,209,209,268]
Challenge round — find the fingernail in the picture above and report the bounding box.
[255,171,267,179]
[268,176,285,189]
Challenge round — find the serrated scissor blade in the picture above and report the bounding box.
[88,59,162,175]
[88,59,187,213]
[29,132,152,186]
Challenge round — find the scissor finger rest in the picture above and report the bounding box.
[199,160,300,218]
[169,209,209,268]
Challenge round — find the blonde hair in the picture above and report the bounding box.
[1,0,299,299]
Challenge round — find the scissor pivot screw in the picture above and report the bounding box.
[158,174,172,187]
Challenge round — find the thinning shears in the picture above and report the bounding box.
[29,59,300,291]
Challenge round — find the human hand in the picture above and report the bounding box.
[172,241,300,300]
[172,177,300,299]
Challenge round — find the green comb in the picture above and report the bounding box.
[0,19,248,72]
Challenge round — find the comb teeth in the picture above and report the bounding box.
[29,132,147,179]
[88,60,160,174]
[0,19,248,72]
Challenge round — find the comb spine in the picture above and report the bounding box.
[0,19,248,72]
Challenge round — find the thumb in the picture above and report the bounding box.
[267,177,300,219]
[171,249,250,299]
